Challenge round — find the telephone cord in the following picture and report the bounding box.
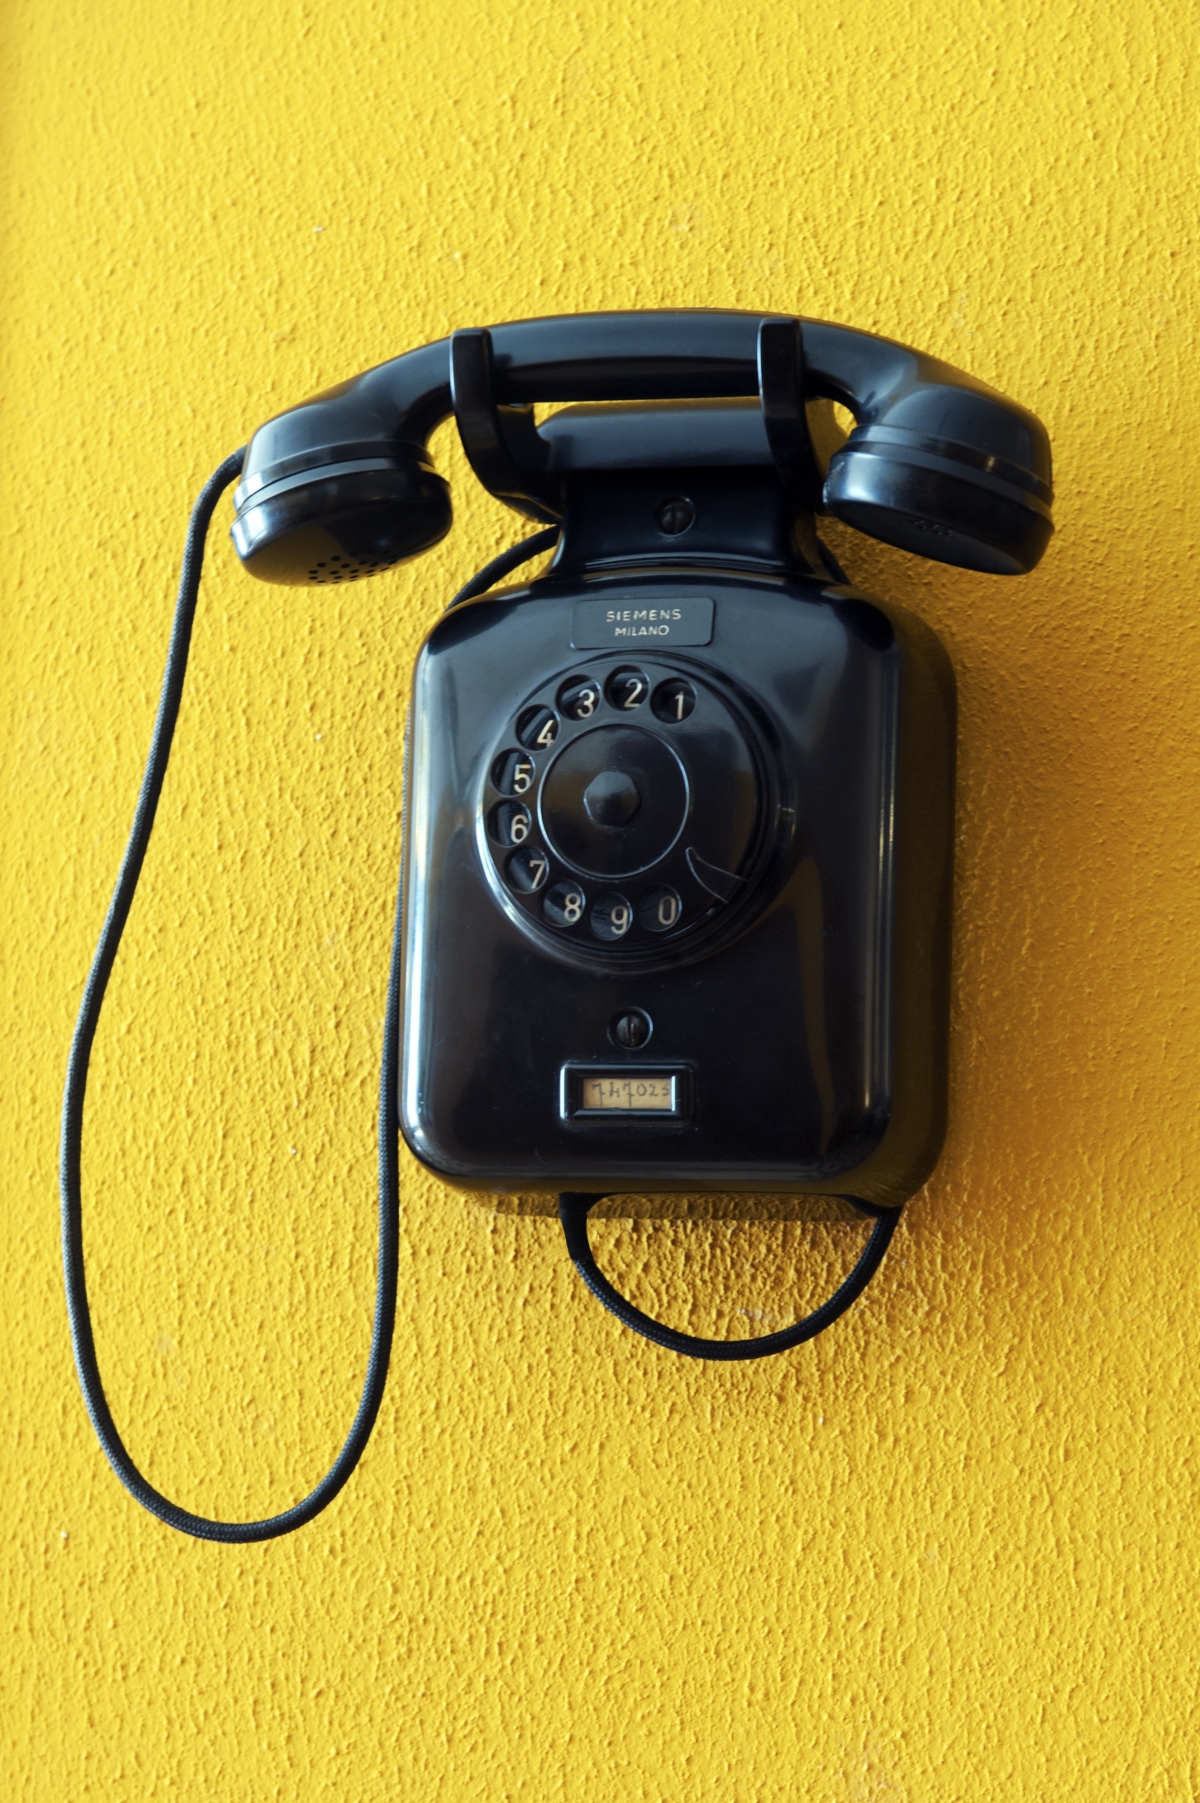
[559,1193,901,1360]
[60,451,402,1542]
[61,473,885,1538]
[446,528,845,606]
[447,526,561,606]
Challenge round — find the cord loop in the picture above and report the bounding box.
[559,1193,901,1361]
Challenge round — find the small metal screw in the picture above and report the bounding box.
[655,497,695,536]
[611,1010,652,1049]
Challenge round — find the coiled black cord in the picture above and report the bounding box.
[60,452,401,1541]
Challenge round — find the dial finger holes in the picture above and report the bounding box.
[638,887,682,932]
[488,801,533,846]
[558,675,601,721]
[516,706,559,751]
[651,678,696,723]
[544,882,586,928]
[506,849,549,893]
[590,893,634,941]
[492,749,535,795]
[605,668,649,712]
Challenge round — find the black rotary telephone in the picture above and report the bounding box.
[62,310,1053,1539]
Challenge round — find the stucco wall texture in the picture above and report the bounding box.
[3,0,1198,1797]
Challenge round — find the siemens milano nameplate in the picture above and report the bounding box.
[571,597,715,649]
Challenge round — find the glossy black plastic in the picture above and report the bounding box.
[230,458,451,584]
[224,312,1051,1211]
[230,310,1053,583]
[449,328,562,525]
[61,313,1050,1525]
[398,427,956,1208]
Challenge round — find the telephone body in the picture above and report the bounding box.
[231,310,1051,1212]
[397,469,951,1213]
[63,311,1052,1537]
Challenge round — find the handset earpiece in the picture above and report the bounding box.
[803,320,1054,575]
[231,341,454,584]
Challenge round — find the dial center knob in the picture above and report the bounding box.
[583,770,641,828]
[540,725,689,878]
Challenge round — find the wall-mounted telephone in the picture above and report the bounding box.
[62,310,1053,1540]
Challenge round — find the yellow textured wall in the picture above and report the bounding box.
[3,0,1197,1796]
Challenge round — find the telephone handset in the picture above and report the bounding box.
[230,310,1052,582]
[62,310,1053,1539]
